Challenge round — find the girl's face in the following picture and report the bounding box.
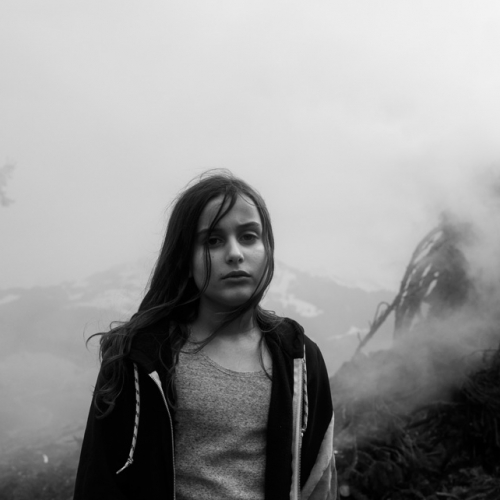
[191,194,267,313]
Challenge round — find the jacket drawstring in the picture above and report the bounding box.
[116,362,141,474]
[302,345,309,437]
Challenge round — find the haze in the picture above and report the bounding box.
[2,1,500,291]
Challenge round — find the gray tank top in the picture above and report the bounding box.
[174,345,272,500]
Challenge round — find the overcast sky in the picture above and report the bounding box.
[2,1,500,291]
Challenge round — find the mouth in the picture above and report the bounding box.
[222,271,251,280]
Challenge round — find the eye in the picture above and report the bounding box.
[240,233,258,243]
[206,235,222,247]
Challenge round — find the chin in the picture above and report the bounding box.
[214,294,255,310]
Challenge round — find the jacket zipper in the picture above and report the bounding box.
[291,358,304,500]
[149,372,176,500]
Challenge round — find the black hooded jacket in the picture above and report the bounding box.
[74,317,336,499]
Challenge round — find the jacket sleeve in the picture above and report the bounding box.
[301,340,338,500]
[73,366,137,500]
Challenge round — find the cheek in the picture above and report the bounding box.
[253,245,268,272]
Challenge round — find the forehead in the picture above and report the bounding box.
[198,194,262,230]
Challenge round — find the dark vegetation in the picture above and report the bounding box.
[333,342,500,499]
[333,217,500,499]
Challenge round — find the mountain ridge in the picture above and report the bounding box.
[0,259,395,442]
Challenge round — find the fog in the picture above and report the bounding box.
[2,2,500,495]
[2,1,500,292]
[332,172,500,450]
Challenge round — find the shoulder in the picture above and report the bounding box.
[128,319,173,373]
[275,316,330,379]
[268,316,323,361]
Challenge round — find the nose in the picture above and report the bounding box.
[226,237,244,263]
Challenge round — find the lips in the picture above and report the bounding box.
[222,271,251,279]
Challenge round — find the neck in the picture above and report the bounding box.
[191,304,257,341]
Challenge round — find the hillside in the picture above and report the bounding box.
[0,259,394,473]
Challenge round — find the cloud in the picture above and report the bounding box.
[2,1,500,290]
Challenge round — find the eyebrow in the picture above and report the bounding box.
[197,221,262,238]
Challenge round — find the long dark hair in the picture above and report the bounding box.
[91,170,279,416]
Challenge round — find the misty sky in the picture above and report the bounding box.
[2,1,500,291]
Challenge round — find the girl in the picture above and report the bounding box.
[74,171,336,500]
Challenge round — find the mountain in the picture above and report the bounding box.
[265,261,395,371]
[0,259,395,444]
